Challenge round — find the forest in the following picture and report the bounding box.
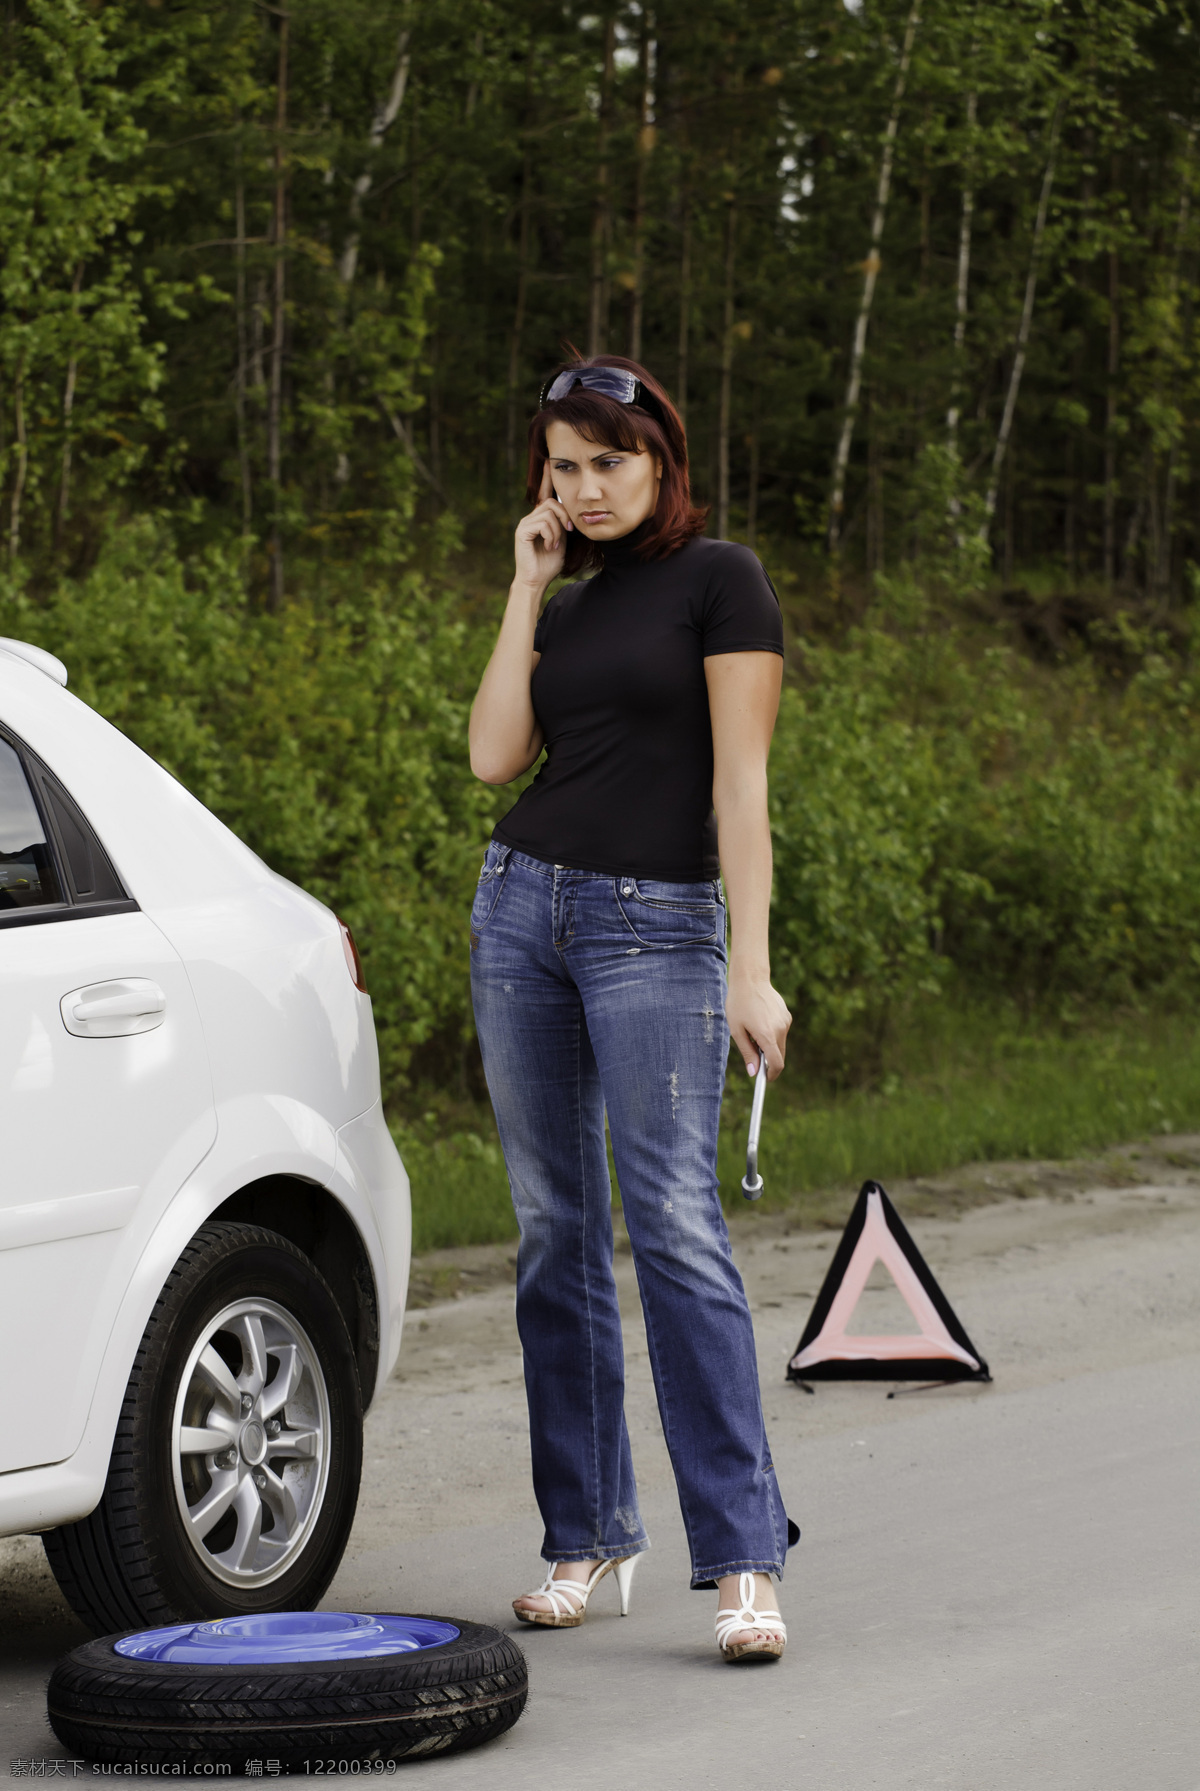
[5,0,1200,1246]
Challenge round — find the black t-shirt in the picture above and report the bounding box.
[492,530,784,880]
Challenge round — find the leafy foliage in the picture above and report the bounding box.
[0,0,170,557]
[6,0,1200,587]
[8,524,1200,1110]
[0,523,508,1092]
[6,0,1200,1248]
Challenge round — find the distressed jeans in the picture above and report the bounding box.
[470,844,796,1586]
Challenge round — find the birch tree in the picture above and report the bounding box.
[945,87,976,458]
[0,0,165,561]
[1158,125,1197,592]
[628,15,656,361]
[336,27,412,292]
[716,193,737,540]
[3,0,1192,595]
[981,97,1065,536]
[266,7,289,611]
[587,12,617,356]
[827,0,921,557]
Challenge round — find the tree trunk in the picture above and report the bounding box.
[629,17,655,361]
[945,88,977,454]
[505,139,533,482]
[379,398,447,500]
[1003,424,1015,585]
[429,346,442,485]
[588,14,616,357]
[251,271,266,392]
[746,378,761,554]
[918,104,932,293]
[1125,498,1144,583]
[330,32,411,501]
[1157,124,1195,597]
[1146,443,1163,594]
[56,359,77,547]
[465,32,483,120]
[55,263,84,548]
[981,96,1064,536]
[235,142,252,542]
[8,362,27,562]
[676,195,691,425]
[267,8,289,613]
[1103,240,1119,588]
[828,0,921,555]
[716,197,737,540]
[337,30,411,290]
[866,390,884,572]
[410,81,421,251]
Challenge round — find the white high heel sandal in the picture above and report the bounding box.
[715,1572,787,1663]
[513,1556,640,1628]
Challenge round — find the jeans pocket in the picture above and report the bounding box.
[471,843,510,938]
[615,877,720,948]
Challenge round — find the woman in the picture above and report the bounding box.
[468,355,796,1664]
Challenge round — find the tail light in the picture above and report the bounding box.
[338,918,367,993]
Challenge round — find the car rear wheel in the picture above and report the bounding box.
[44,1222,363,1635]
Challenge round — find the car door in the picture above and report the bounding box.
[0,723,216,1473]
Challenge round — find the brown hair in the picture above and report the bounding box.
[526,354,708,576]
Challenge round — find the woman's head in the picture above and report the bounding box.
[527,354,707,573]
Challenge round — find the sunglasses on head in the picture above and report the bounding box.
[538,364,663,420]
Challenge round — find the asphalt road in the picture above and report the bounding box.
[2,1155,1198,1790]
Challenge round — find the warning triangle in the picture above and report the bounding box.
[787,1181,990,1382]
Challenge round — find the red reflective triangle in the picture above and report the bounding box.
[790,1188,986,1377]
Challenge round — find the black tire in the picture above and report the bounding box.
[46,1621,528,1768]
[44,1223,363,1636]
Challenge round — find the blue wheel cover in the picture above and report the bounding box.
[114,1612,460,1664]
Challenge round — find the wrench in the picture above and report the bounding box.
[741,1057,768,1200]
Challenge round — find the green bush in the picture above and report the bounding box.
[0,521,509,1097]
[768,628,969,1067]
[7,525,1200,1131]
[769,618,1200,1063]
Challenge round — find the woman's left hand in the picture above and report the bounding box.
[727,970,792,1080]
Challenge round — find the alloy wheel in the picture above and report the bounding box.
[171,1298,331,1588]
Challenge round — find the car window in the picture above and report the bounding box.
[0,738,64,910]
[42,775,126,903]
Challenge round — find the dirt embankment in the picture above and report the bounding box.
[406,1133,1200,1307]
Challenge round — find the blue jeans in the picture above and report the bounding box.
[470,844,796,1587]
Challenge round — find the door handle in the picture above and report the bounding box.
[60,978,167,1038]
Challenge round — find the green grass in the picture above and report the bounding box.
[391,1125,517,1256]
[716,1008,1200,1214]
[393,1002,1200,1256]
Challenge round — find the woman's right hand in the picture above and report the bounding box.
[514,465,573,590]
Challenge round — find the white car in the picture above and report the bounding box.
[0,637,410,1633]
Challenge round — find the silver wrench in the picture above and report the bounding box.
[741,1057,768,1200]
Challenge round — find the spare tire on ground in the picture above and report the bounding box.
[47,1611,528,1769]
